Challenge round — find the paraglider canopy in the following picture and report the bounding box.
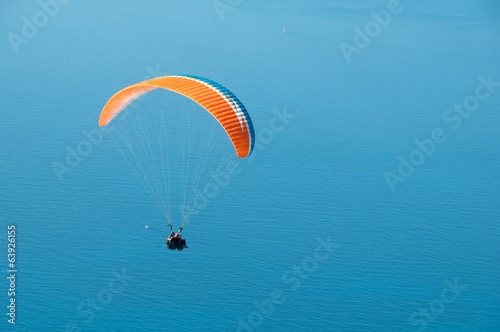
[99,75,255,157]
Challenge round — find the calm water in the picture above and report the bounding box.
[1,1,499,331]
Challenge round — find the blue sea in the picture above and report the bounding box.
[1,1,499,331]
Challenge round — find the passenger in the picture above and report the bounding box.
[173,233,188,251]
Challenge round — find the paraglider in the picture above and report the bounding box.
[99,75,254,250]
[166,230,188,251]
